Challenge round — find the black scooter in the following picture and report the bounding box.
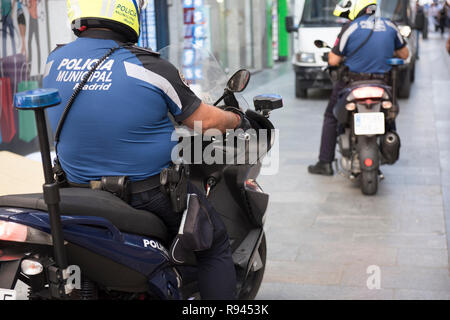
[0,69,283,300]
[315,40,402,195]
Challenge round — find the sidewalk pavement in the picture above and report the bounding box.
[245,32,450,300]
[0,151,44,196]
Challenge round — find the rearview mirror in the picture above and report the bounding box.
[227,69,251,93]
[314,40,330,49]
[285,16,298,33]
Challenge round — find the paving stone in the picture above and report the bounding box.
[256,282,394,300]
[265,240,302,262]
[265,203,319,230]
[397,248,449,268]
[397,209,447,234]
[296,244,398,267]
[352,232,447,249]
[314,215,399,233]
[341,265,450,292]
[263,261,343,286]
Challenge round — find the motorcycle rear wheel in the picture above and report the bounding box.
[238,234,267,300]
[361,171,378,196]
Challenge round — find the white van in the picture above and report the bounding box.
[286,0,346,98]
[286,0,417,99]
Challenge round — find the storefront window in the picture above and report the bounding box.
[183,0,211,50]
[139,0,170,51]
[201,0,257,72]
[1,0,53,155]
[139,0,158,50]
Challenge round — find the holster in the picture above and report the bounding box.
[330,65,350,84]
[169,194,213,265]
[160,163,190,214]
[53,158,68,187]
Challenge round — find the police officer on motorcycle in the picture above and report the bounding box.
[42,0,249,300]
[308,0,409,176]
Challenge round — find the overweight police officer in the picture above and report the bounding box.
[308,0,410,176]
[43,0,246,300]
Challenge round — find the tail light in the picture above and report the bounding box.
[346,103,356,111]
[352,87,385,100]
[382,101,393,109]
[0,221,54,245]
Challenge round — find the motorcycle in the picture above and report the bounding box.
[0,46,283,300]
[315,40,402,196]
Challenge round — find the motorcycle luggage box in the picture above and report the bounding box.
[0,188,169,244]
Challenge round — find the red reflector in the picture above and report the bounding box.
[364,158,374,167]
[352,87,384,99]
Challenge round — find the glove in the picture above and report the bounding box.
[222,107,252,131]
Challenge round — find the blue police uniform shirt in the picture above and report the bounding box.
[43,30,201,184]
[332,15,407,74]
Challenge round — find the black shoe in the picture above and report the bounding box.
[308,161,334,176]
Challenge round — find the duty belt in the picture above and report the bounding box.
[68,174,161,195]
[348,72,389,82]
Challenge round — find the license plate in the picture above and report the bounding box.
[0,289,16,300]
[354,112,385,135]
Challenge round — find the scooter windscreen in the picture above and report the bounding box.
[159,44,249,110]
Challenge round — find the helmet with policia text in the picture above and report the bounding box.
[67,0,148,43]
[334,0,377,21]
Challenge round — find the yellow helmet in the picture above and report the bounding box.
[67,0,148,43]
[334,0,377,21]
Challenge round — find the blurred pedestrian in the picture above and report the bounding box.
[422,3,429,39]
[17,0,26,57]
[1,0,17,56]
[437,2,447,36]
[25,0,41,72]
[431,2,440,31]
[414,1,426,59]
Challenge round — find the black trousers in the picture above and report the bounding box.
[318,81,397,163]
[319,81,347,163]
[130,182,237,300]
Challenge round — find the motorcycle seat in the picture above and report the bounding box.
[0,188,169,243]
